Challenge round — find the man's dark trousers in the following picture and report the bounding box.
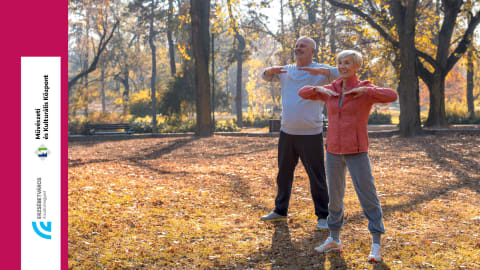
[274,131,329,219]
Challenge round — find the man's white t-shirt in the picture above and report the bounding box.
[262,63,338,135]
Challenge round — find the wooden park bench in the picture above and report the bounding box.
[84,123,134,135]
[268,119,329,133]
[269,119,281,132]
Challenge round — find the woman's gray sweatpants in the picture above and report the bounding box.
[326,152,385,236]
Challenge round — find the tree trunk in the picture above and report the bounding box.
[101,67,106,113]
[466,49,474,119]
[424,0,462,127]
[279,0,287,65]
[120,69,130,117]
[319,0,327,62]
[191,0,212,136]
[226,0,245,127]
[329,6,337,57]
[84,9,90,119]
[288,1,300,63]
[304,0,320,62]
[84,7,90,119]
[392,0,422,137]
[83,59,89,118]
[235,34,245,127]
[167,31,176,76]
[211,31,215,130]
[167,0,176,76]
[149,0,158,133]
[425,72,448,126]
[225,65,229,97]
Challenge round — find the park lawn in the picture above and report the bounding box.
[385,109,400,125]
[68,134,479,269]
[386,109,430,125]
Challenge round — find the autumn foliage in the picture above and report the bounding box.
[69,134,480,269]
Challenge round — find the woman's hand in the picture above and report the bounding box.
[314,86,339,96]
[299,85,337,100]
[344,87,367,98]
[298,67,330,76]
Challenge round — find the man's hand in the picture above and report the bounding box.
[297,67,330,76]
[265,66,287,77]
[315,86,339,96]
[344,87,367,98]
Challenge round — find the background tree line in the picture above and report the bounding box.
[68,0,480,137]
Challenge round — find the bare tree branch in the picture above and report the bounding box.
[68,20,120,89]
[326,0,398,47]
[446,10,480,72]
[326,0,439,69]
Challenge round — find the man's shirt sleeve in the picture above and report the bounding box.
[261,70,280,82]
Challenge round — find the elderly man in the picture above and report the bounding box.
[261,36,338,229]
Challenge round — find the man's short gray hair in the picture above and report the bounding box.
[337,50,363,67]
[297,36,316,49]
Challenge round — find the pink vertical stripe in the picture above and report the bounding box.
[1,0,67,269]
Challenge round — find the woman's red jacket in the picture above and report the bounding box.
[298,75,398,154]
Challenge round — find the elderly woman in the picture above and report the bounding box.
[298,50,398,262]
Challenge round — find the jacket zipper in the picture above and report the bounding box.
[338,81,344,152]
[357,131,360,152]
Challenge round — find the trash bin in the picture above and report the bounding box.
[269,119,281,132]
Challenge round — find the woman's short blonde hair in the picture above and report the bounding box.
[337,50,363,67]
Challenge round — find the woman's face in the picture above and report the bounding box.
[337,55,360,79]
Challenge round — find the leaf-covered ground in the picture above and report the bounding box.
[68,134,480,269]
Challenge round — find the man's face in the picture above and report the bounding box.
[294,38,315,63]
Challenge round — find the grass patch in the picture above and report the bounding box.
[69,134,480,269]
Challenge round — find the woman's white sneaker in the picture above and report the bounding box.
[314,237,343,253]
[368,243,382,262]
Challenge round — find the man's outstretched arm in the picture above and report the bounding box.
[261,66,286,82]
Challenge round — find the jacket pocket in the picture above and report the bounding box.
[341,126,358,153]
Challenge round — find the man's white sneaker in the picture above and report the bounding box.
[316,218,328,230]
[314,237,343,253]
[368,243,382,262]
[261,211,287,221]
